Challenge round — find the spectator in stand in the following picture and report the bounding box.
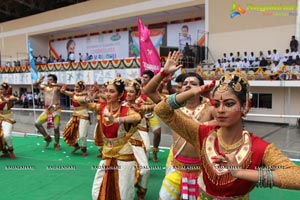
[248,52,256,64]
[290,35,298,52]
[242,58,250,72]
[295,55,300,65]
[228,52,234,62]
[291,49,299,59]
[214,59,221,69]
[271,49,280,62]
[258,50,264,60]
[242,51,249,61]
[229,57,235,68]
[236,51,241,60]
[290,63,300,79]
[85,53,90,61]
[251,57,260,68]
[259,57,269,71]
[48,56,55,63]
[235,58,243,69]
[270,61,282,73]
[36,55,42,64]
[221,59,229,72]
[42,56,47,64]
[266,50,272,61]
[285,56,295,66]
[269,61,283,80]
[222,53,228,62]
[79,53,83,62]
[281,49,290,63]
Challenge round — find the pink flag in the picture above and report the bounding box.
[138,18,161,75]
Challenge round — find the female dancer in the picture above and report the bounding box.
[153,53,300,199]
[0,82,19,159]
[61,80,90,156]
[89,77,142,200]
[125,78,153,199]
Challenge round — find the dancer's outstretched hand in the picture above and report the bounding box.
[162,51,182,75]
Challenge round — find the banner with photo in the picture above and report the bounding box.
[129,28,166,57]
[167,20,205,52]
[50,31,129,62]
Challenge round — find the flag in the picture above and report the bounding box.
[28,38,38,81]
[138,18,161,75]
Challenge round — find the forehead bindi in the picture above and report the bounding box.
[213,90,238,101]
[183,77,199,84]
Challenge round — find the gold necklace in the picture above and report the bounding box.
[217,129,244,153]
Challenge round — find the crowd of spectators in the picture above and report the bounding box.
[210,36,300,80]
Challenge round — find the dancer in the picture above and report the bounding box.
[89,77,142,200]
[125,78,153,199]
[143,51,214,200]
[61,80,90,156]
[141,70,161,162]
[89,82,106,158]
[34,74,62,150]
[0,82,18,159]
[154,61,300,198]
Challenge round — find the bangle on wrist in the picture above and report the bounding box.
[117,117,122,124]
[198,88,203,95]
[160,69,168,77]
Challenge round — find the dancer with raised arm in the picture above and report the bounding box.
[143,51,214,200]
[34,74,62,150]
[154,58,300,198]
[61,80,90,156]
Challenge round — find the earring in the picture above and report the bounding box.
[242,111,247,120]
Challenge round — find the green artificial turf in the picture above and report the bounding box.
[0,135,299,200]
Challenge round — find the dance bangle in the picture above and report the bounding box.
[160,69,168,77]
[269,170,273,188]
[256,168,261,187]
[117,117,122,124]
[167,93,186,109]
[256,168,274,188]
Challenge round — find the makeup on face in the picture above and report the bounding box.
[212,90,243,124]
[182,77,200,91]
[105,85,119,103]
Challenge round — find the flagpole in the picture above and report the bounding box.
[27,34,38,135]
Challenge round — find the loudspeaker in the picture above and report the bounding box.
[159,46,179,57]
[196,46,207,63]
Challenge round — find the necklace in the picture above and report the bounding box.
[216,129,244,153]
[180,104,205,120]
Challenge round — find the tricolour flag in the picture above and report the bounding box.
[28,38,38,81]
[138,18,161,75]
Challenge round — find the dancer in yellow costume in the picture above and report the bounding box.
[34,74,62,150]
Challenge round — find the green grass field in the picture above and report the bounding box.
[0,135,299,200]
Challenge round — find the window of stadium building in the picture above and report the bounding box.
[251,93,272,109]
